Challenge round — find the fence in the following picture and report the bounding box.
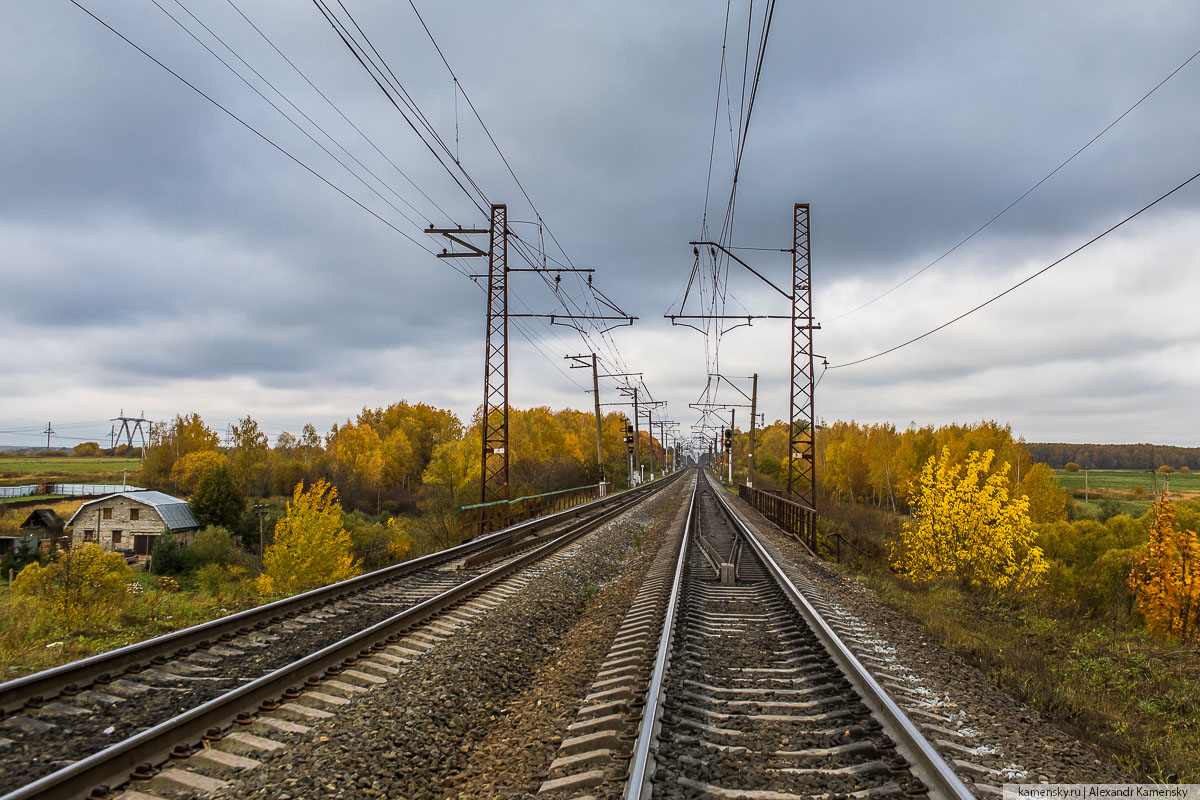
[0,483,143,500]
[49,483,143,496]
[738,484,817,550]
[460,483,605,542]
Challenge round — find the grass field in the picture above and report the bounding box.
[0,456,142,486]
[1055,468,1200,495]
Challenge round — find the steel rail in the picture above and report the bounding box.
[703,473,976,800]
[3,470,685,800]
[623,480,695,800]
[0,475,670,715]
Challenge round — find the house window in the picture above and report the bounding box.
[83,530,95,542]
[112,530,123,546]
[102,508,113,520]
[129,508,140,521]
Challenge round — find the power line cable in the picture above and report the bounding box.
[824,42,1200,324]
[404,1,639,380]
[154,0,440,241]
[68,0,443,259]
[309,0,488,214]
[830,165,1200,369]
[223,0,454,223]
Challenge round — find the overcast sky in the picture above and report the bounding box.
[2,1,1199,452]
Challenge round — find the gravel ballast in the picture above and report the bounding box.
[210,477,691,800]
[726,487,1130,790]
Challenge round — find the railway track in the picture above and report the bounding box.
[541,470,975,800]
[0,471,684,800]
[629,472,974,799]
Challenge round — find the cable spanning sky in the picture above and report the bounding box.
[1,1,1199,449]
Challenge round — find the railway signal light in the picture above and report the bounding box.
[723,429,732,451]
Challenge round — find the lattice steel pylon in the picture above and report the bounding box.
[481,203,510,522]
[786,203,818,546]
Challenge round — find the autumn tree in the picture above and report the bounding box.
[227,416,270,496]
[142,413,220,490]
[298,424,323,465]
[170,450,226,494]
[330,421,384,491]
[1016,462,1068,523]
[1129,493,1200,644]
[274,431,298,459]
[257,480,360,596]
[418,437,479,550]
[12,544,133,625]
[73,442,102,456]
[892,447,1047,596]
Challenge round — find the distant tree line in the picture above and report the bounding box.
[1028,443,1200,471]
[138,403,665,516]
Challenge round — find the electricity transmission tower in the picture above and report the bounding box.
[112,410,150,459]
[674,203,821,546]
[787,203,818,545]
[430,204,635,537]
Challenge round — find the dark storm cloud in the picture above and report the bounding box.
[2,1,1199,445]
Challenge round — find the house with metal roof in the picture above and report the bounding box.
[67,491,200,556]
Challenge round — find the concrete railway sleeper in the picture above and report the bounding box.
[595,471,977,800]
[0,471,686,800]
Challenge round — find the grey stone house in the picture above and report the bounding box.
[67,491,200,556]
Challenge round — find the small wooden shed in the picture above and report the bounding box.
[19,509,65,534]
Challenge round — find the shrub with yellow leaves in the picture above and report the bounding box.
[12,543,133,626]
[892,447,1047,596]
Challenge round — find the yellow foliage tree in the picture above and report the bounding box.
[331,421,384,490]
[892,447,1047,595]
[1128,493,1200,644]
[169,450,225,494]
[256,480,361,596]
[12,544,133,625]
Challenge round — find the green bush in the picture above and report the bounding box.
[151,533,197,575]
[190,526,237,566]
[1097,497,1123,522]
